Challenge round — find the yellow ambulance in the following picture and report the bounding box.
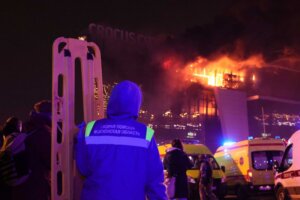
[158,143,226,199]
[274,130,300,200]
[214,135,285,199]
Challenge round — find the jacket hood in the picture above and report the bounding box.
[107,80,142,119]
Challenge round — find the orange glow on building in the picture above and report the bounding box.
[178,54,265,88]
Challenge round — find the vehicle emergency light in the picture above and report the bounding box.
[223,141,236,146]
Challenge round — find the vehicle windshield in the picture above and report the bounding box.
[252,151,283,170]
[281,144,293,171]
[188,154,220,170]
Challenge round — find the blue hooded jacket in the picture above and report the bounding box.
[76,80,167,200]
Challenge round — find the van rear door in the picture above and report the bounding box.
[251,151,283,186]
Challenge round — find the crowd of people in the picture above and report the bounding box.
[0,100,51,200]
[0,80,217,200]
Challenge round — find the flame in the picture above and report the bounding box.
[173,54,265,88]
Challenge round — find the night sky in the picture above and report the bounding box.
[1,0,300,124]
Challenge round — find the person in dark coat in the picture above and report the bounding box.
[199,155,217,200]
[163,139,193,200]
[0,116,23,200]
[12,100,51,200]
[1,119,29,187]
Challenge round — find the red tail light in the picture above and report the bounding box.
[246,169,253,182]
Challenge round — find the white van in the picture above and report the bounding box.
[274,130,300,200]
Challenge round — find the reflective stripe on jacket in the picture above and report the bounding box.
[84,120,154,148]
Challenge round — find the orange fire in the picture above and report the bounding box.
[176,54,265,88]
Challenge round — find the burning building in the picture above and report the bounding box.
[85,1,300,151]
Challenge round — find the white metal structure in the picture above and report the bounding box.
[275,130,300,200]
[52,37,104,200]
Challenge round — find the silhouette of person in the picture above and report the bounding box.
[0,116,23,200]
[163,139,193,200]
[13,100,52,200]
[199,155,217,200]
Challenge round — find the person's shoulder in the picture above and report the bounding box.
[96,118,108,123]
[11,132,27,141]
[36,125,51,135]
[132,120,148,128]
[128,120,152,134]
[26,125,50,141]
[89,118,107,128]
[176,149,186,156]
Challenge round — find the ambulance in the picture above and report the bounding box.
[274,130,300,200]
[214,135,285,199]
[158,142,226,199]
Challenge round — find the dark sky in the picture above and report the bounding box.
[1,0,300,123]
[1,0,233,123]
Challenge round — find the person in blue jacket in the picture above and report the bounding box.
[76,80,167,200]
